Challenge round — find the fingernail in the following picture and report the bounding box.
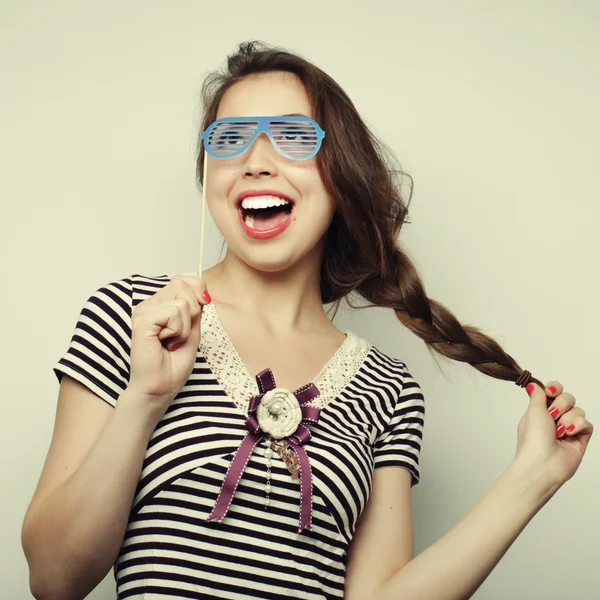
[526,383,535,395]
[202,291,212,304]
[566,424,575,433]
[169,342,181,351]
[556,423,565,436]
[547,385,557,394]
[548,407,559,419]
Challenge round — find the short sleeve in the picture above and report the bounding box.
[373,364,425,486]
[53,277,132,408]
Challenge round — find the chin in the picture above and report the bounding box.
[217,216,330,273]
[238,251,302,274]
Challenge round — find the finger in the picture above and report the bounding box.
[164,275,210,331]
[555,406,585,432]
[573,420,594,454]
[173,282,205,324]
[546,391,577,421]
[134,275,210,329]
[557,416,594,445]
[544,381,563,398]
[156,300,191,344]
[148,303,183,345]
[178,274,210,306]
[147,274,208,308]
[526,382,553,407]
[164,277,209,349]
[168,299,193,349]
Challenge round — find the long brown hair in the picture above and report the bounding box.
[195,41,543,392]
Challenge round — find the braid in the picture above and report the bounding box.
[356,246,549,405]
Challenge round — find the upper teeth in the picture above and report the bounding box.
[240,195,291,210]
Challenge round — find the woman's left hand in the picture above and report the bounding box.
[514,381,594,489]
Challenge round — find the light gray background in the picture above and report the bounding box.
[1,1,598,598]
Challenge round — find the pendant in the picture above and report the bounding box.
[270,439,300,481]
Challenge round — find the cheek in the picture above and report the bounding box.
[307,174,335,216]
[206,165,238,198]
[205,168,239,222]
[292,162,328,198]
[288,168,335,223]
[204,174,236,231]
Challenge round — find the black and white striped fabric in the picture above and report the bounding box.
[53,274,425,599]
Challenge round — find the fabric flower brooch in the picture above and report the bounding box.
[207,368,321,532]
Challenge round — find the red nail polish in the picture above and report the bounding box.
[170,342,181,351]
[556,423,565,436]
[566,424,575,433]
[548,385,557,394]
[526,383,535,395]
[202,291,212,304]
[548,407,559,419]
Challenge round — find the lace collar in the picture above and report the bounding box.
[199,301,372,411]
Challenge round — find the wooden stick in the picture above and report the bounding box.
[198,151,207,277]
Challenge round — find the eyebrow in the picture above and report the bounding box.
[282,113,311,117]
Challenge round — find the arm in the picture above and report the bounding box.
[22,376,161,600]
[345,460,558,600]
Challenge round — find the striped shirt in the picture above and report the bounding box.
[53,273,425,599]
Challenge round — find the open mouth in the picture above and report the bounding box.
[239,198,294,231]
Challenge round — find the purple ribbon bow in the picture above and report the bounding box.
[206,368,321,532]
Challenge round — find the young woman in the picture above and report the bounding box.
[22,41,593,600]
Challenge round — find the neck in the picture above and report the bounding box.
[202,247,332,336]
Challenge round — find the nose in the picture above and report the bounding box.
[243,132,279,177]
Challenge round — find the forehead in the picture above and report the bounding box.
[216,71,312,119]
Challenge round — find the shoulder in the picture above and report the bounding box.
[358,338,422,395]
[79,273,181,326]
[130,272,174,306]
[84,273,177,314]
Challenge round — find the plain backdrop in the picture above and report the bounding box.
[1,1,598,598]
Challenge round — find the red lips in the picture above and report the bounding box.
[236,189,295,240]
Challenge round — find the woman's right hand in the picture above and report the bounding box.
[127,274,211,415]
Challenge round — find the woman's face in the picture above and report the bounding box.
[205,71,336,273]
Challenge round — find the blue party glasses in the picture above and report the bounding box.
[202,115,325,160]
